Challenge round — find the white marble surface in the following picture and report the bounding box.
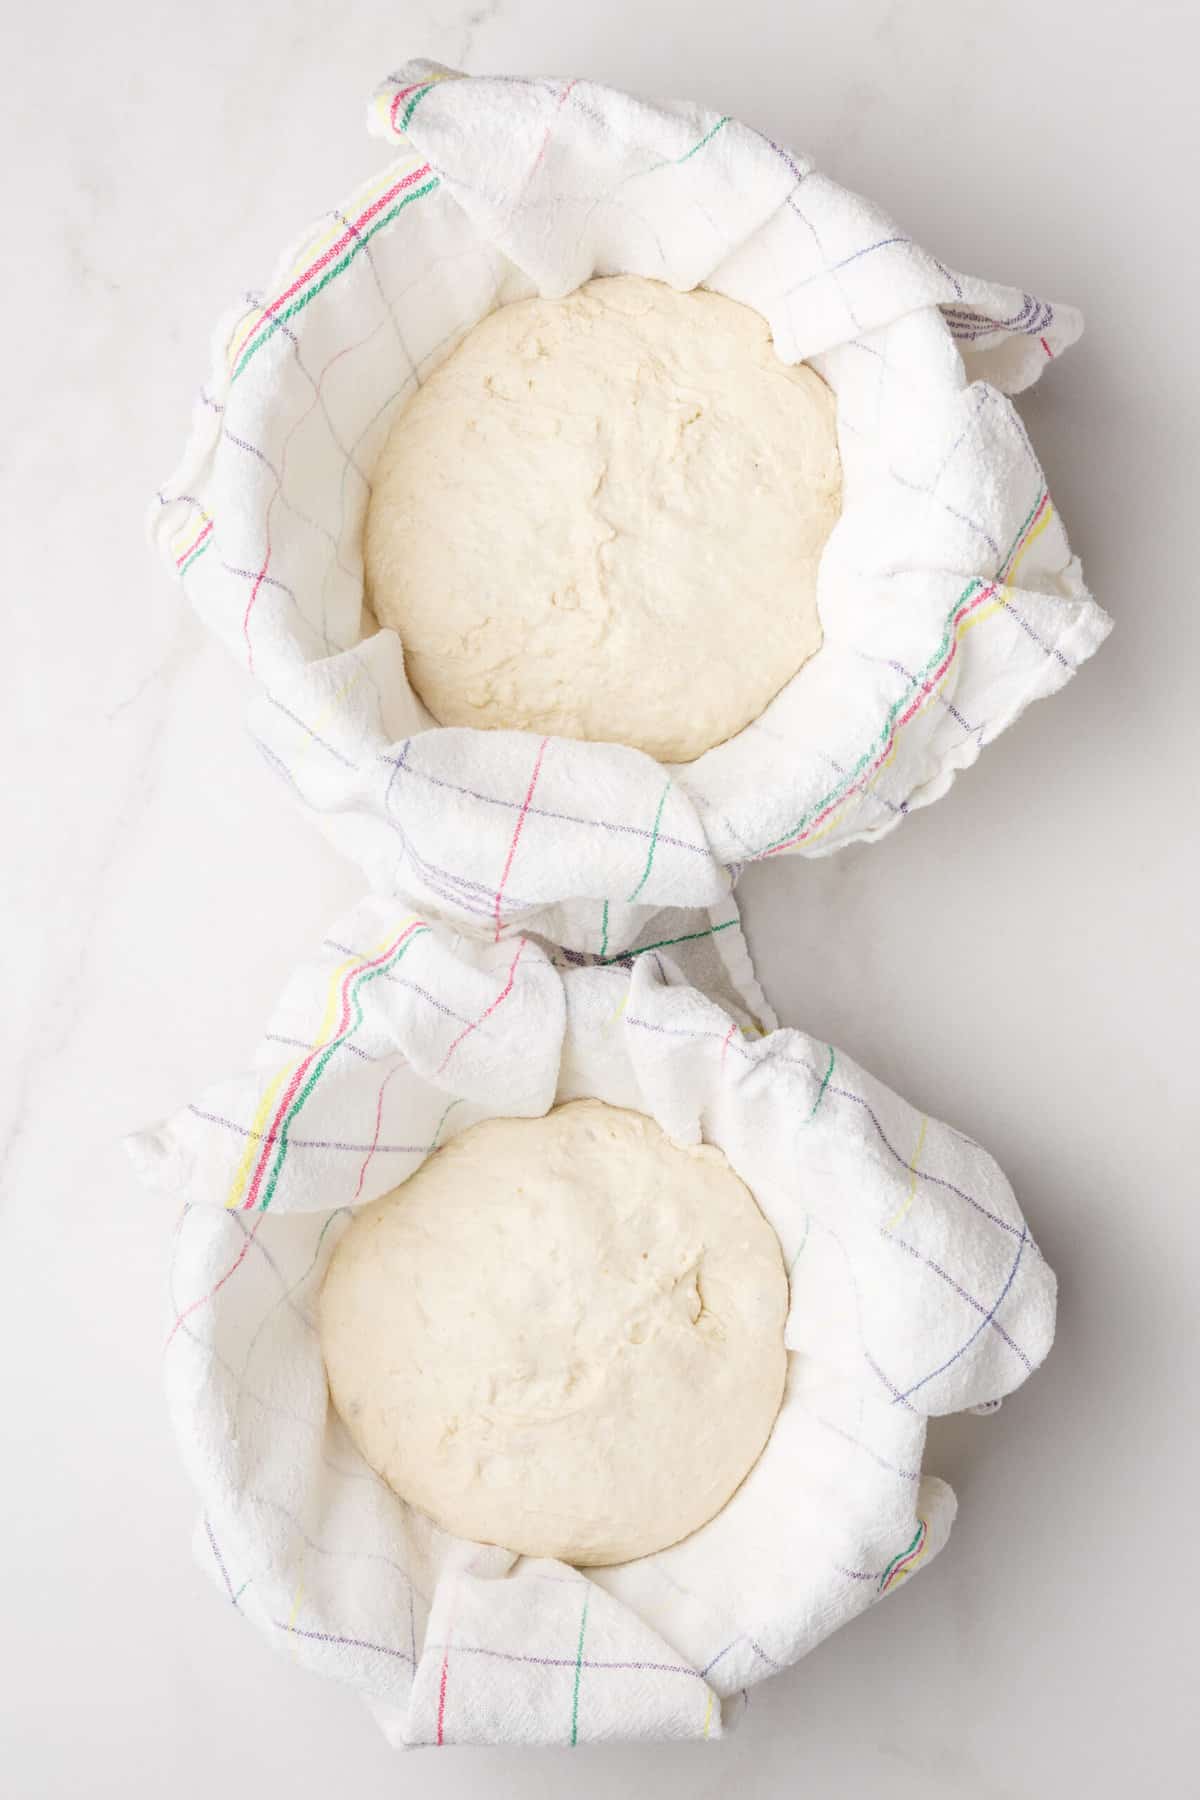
[4,3,1195,1793]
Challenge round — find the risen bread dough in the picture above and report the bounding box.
[319,1100,788,1566]
[365,276,841,762]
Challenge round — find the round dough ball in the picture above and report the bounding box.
[365,276,841,763]
[319,1100,788,1566]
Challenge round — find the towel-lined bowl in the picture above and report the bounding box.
[132,900,1054,1747]
[152,63,1109,958]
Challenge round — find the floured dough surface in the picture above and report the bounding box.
[365,276,841,763]
[319,1100,788,1566]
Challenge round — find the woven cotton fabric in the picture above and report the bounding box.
[131,902,1055,1748]
[152,61,1109,956]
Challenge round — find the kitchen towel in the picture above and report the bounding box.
[131,899,1054,1747]
[152,60,1109,959]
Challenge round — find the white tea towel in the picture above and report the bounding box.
[131,902,1054,1748]
[152,61,1109,957]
